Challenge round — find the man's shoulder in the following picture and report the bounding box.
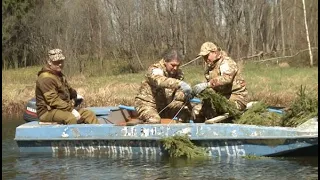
[37,72,61,84]
[146,60,165,74]
[149,60,164,69]
[221,56,237,65]
[38,71,55,78]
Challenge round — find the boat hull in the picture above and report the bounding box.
[16,138,318,157]
[15,117,318,157]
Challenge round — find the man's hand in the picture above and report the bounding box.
[179,81,193,100]
[193,82,210,95]
[71,109,81,120]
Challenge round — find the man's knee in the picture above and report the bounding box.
[79,109,99,124]
[140,110,161,123]
[192,104,202,117]
[136,105,160,123]
[147,117,161,124]
[80,109,95,117]
[233,100,246,111]
[192,103,217,122]
[229,94,248,111]
[56,112,77,124]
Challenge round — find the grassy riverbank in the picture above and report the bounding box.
[2,62,318,115]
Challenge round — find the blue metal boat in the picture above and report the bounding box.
[14,104,318,157]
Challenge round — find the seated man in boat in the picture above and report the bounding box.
[134,48,193,124]
[192,42,249,122]
[35,49,99,124]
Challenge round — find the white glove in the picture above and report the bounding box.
[193,82,210,95]
[179,81,192,100]
[76,94,84,100]
[71,109,81,120]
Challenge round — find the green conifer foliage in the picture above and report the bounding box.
[196,86,317,127]
[161,135,209,159]
[234,102,283,126]
[281,85,318,127]
[196,89,242,119]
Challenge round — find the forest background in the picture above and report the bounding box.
[2,0,318,114]
[2,0,318,72]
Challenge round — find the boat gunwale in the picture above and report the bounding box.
[14,135,318,141]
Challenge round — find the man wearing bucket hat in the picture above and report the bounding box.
[192,42,248,121]
[35,49,99,124]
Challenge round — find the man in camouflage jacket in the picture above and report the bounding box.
[35,49,98,124]
[192,42,249,121]
[134,49,193,123]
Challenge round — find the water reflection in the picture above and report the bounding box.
[10,153,317,180]
[2,115,318,180]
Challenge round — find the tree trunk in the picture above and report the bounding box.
[98,17,103,67]
[23,46,27,67]
[280,0,285,56]
[301,0,313,67]
[291,0,296,55]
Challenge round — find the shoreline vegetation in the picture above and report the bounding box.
[2,62,318,116]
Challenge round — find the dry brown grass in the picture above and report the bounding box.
[2,68,143,115]
[2,63,318,115]
[278,62,290,68]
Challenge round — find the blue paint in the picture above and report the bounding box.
[86,106,119,116]
[15,120,317,140]
[190,98,201,103]
[267,108,284,114]
[14,106,318,157]
[118,105,136,111]
[15,138,318,157]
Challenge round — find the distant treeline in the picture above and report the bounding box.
[2,0,318,74]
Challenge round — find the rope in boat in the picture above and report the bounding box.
[158,98,176,115]
[180,56,202,68]
[169,101,188,124]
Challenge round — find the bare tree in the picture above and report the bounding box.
[280,0,285,56]
[301,0,313,66]
[2,0,318,70]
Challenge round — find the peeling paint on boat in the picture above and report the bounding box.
[14,107,318,157]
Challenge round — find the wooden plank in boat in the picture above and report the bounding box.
[205,113,229,124]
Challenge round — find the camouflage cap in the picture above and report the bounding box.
[198,42,218,56]
[48,49,65,61]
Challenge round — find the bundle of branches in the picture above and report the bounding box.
[196,89,241,119]
[233,101,283,126]
[281,86,318,127]
[161,135,209,159]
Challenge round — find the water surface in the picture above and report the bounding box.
[2,115,318,180]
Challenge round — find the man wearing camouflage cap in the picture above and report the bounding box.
[134,49,193,124]
[192,42,248,121]
[35,49,99,124]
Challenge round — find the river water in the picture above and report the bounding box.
[2,115,318,180]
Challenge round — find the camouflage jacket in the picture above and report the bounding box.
[135,59,185,108]
[35,65,77,117]
[205,56,247,96]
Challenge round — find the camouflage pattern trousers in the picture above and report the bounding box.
[39,108,99,124]
[134,98,192,123]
